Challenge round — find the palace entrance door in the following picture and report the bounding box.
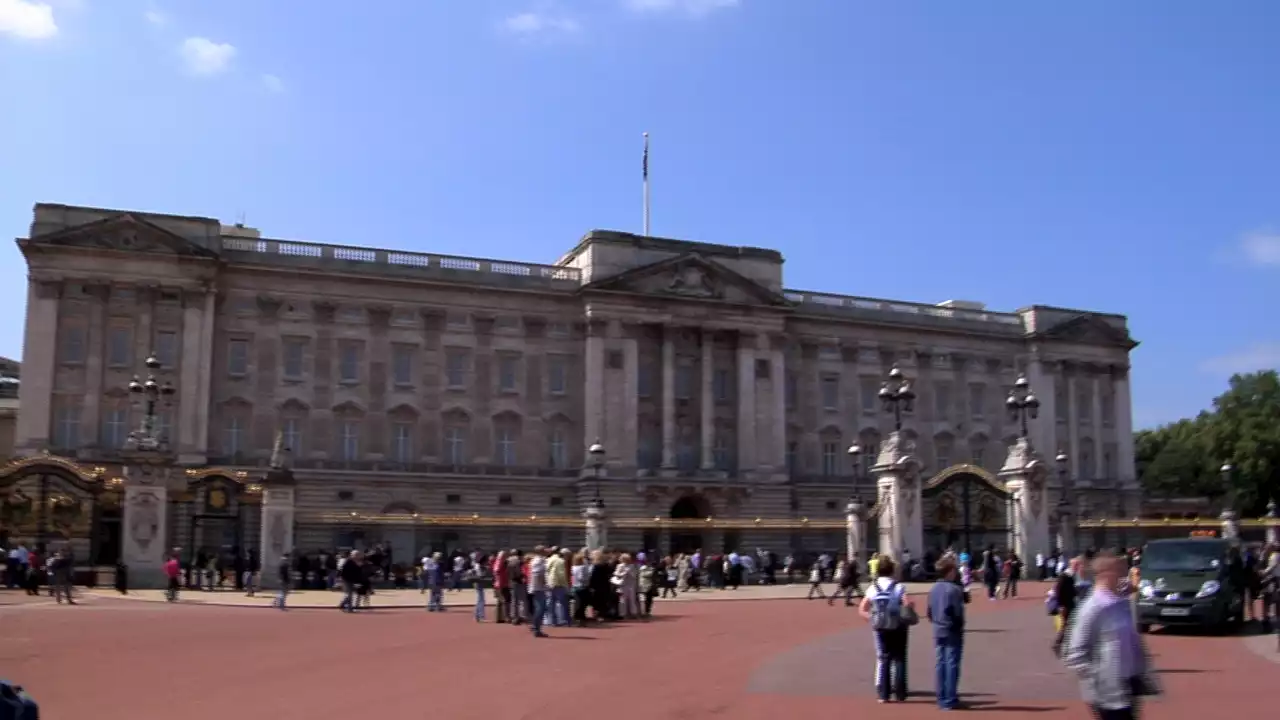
[669,495,711,554]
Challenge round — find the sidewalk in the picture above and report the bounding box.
[82,581,938,609]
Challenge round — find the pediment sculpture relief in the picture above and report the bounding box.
[666,264,723,298]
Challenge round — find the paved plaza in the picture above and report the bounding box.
[2,587,1275,720]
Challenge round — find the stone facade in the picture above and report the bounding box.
[12,202,1141,558]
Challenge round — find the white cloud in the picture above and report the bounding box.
[623,0,740,17]
[144,9,166,27]
[261,73,284,93]
[180,36,236,76]
[1200,343,1280,376]
[0,0,58,40]
[501,12,581,36]
[1241,230,1280,268]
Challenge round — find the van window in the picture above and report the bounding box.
[1141,541,1224,572]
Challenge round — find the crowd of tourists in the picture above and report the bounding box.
[3,543,78,603]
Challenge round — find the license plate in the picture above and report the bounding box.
[1160,607,1191,617]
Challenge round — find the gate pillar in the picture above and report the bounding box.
[872,431,922,561]
[584,499,609,551]
[121,463,173,589]
[999,437,1050,563]
[258,461,296,590]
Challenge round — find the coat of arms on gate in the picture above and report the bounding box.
[128,492,160,554]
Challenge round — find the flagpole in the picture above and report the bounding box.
[642,132,651,236]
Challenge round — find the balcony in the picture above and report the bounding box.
[220,237,582,292]
[205,456,581,479]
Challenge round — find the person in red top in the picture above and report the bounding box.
[491,550,509,623]
[164,552,181,602]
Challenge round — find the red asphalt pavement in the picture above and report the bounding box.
[1,589,1273,720]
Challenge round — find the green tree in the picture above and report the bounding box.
[1136,370,1280,515]
[1205,370,1280,515]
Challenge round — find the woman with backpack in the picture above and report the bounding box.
[858,555,919,704]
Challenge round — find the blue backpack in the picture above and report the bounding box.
[0,680,38,720]
[869,581,903,631]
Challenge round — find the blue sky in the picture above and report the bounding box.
[1,0,1278,430]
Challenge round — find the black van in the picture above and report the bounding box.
[1135,537,1244,633]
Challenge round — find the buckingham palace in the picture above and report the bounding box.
[1,202,1140,564]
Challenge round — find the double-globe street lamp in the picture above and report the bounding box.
[878,365,916,432]
[127,353,176,451]
[1006,375,1041,439]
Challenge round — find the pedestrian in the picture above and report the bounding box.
[424,552,444,612]
[272,554,291,610]
[858,555,916,704]
[527,547,549,638]
[806,561,826,600]
[1062,553,1160,719]
[927,554,967,710]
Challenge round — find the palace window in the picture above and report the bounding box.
[60,327,86,364]
[445,350,469,389]
[713,433,732,471]
[820,375,840,411]
[549,428,568,469]
[340,420,360,461]
[283,418,302,454]
[224,416,244,457]
[786,372,799,409]
[860,377,879,414]
[156,412,172,444]
[548,356,567,395]
[497,354,519,393]
[496,428,517,466]
[103,408,128,449]
[934,382,952,420]
[677,440,697,471]
[338,343,360,384]
[968,383,986,420]
[821,441,839,476]
[786,441,798,475]
[637,362,653,398]
[155,330,178,369]
[392,422,413,463]
[445,426,467,465]
[392,345,413,387]
[713,368,731,403]
[282,339,305,380]
[227,340,249,377]
[675,365,694,400]
[107,327,132,368]
[53,405,80,449]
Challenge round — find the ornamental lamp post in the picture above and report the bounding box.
[1006,375,1041,440]
[878,366,916,432]
[845,443,880,566]
[1054,450,1071,555]
[588,439,606,507]
[1219,463,1240,540]
[127,353,176,452]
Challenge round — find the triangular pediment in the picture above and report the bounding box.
[27,214,218,259]
[583,253,791,307]
[1038,314,1137,349]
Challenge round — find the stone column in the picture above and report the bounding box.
[81,284,108,449]
[872,431,922,560]
[620,325,640,470]
[1056,504,1076,557]
[1066,368,1080,481]
[999,437,1050,563]
[178,288,208,463]
[736,332,757,475]
[1112,366,1135,483]
[583,319,607,450]
[121,463,172,588]
[16,279,61,453]
[584,500,609,551]
[258,482,297,589]
[699,328,715,470]
[660,326,677,469]
[1025,356,1057,461]
[769,337,787,474]
[1090,372,1104,478]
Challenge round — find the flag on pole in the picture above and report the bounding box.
[642,132,649,181]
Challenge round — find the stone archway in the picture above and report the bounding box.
[669,494,711,554]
